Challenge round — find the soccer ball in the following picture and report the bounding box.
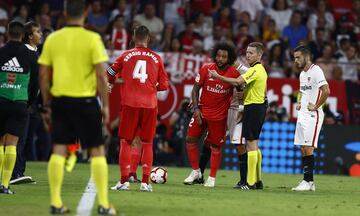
[150,167,168,184]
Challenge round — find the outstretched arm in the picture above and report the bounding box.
[191,83,203,124]
[209,69,246,86]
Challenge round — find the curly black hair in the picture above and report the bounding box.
[211,42,237,66]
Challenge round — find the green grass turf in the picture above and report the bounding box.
[0,162,359,216]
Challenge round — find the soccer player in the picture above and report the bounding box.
[210,42,268,190]
[107,25,169,192]
[183,42,239,187]
[38,0,116,214]
[10,21,42,185]
[196,68,248,186]
[291,45,330,191]
[0,21,38,194]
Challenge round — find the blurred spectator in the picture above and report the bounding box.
[0,32,4,47]
[282,10,308,49]
[160,0,186,35]
[332,15,357,48]
[234,23,254,56]
[191,39,204,55]
[193,12,213,38]
[349,0,360,41]
[332,65,343,80]
[266,0,292,34]
[261,16,280,43]
[334,37,351,59]
[177,21,203,54]
[153,115,169,155]
[159,23,176,52]
[0,2,8,34]
[39,14,53,31]
[13,4,29,24]
[105,15,129,50]
[308,27,327,60]
[110,0,132,25]
[215,7,232,31]
[307,0,335,34]
[237,11,259,38]
[338,45,360,81]
[168,98,192,157]
[316,43,338,80]
[327,0,353,21]
[266,101,288,122]
[188,0,214,17]
[203,25,226,53]
[232,0,264,22]
[266,42,289,78]
[86,0,109,34]
[134,3,164,41]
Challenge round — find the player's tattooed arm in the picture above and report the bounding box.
[191,83,203,124]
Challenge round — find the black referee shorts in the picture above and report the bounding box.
[0,98,28,138]
[242,102,267,141]
[51,97,104,149]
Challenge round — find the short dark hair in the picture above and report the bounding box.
[65,0,85,19]
[248,42,265,55]
[134,25,150,41]
[294,45,312,57]
[23,21,40,43]
[8,20,24,39]
[211,42,237,65]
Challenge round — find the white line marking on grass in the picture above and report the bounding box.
[76,176,96,216]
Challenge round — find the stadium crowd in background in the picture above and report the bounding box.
[1,0,359,81]
[0,0,357,166]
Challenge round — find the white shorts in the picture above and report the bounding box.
[294,110,324,148]
[227,108,245,145]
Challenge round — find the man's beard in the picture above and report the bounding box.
[296,63,305,70]
[216,61,227,70]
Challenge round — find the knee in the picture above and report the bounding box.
[236,145,246,155]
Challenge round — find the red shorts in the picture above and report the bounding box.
[119,105,157,143]
[187,115,227,146]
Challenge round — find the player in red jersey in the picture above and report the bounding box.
[107,25,169,192]
[183,42,239,187]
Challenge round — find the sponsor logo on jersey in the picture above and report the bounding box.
[6,74,17,83]
[1,57,24,73]
[300,85,312,91]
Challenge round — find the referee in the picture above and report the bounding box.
[38,0,116,214]
[210,42,268,190]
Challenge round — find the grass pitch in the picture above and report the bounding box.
[0,162,359,216]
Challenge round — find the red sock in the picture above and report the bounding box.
[119,139,131,183]
[186,143,199,170]
[130,144,142,174]
[209,145,222,177]
[141,142,153,184]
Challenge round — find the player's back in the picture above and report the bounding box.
[119,47,166,108]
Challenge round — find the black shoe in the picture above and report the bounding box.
[255,181,264,190]
[233,181,247,189]
[193,176,205,184]
[239,183,256,190]
[0,185,15,194]
[10,175,34,185]
[50,206,70,214]
[98,204,117,215]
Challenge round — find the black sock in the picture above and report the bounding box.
[303,155,314,182]
[238,153,248,183]
[199,145,211,176]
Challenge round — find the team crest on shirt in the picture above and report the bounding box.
[195,73,200,82]
[307,77,311,82]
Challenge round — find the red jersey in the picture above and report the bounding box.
[196,63,240,120]
[111,28,128,50]
[108,47,169,108]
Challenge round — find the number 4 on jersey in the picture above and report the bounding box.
[133,60,148,83]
